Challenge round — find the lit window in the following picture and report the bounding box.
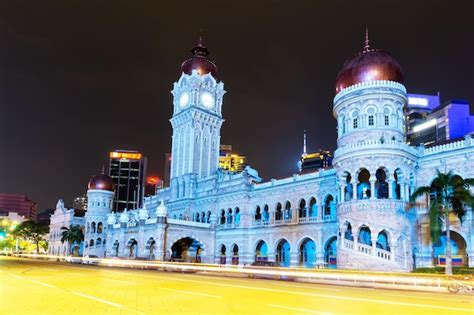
[384,115,389,126]
[353,118,358,129]
[368,115,374,126]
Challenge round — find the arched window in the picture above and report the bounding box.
[232,244,239,265]
[89,239,94,247]
[226,209,233,224]
[376,231,390,251]
[358,226,372,246]
[96,238,102,246]
[255,240,268,262]
[275,203,282,221]
[196,212,200,222]
[340,114,346,135]
[255,206,262,221]
[234,208,241,225]
[91,222,96,233]
[298,199,306,218]
[344,223,354,240]
[299,238,316,268]
[324,195,334,217]
[284,201,292,219]
[308,198,317,217]
[220,210,226,225]
[97,222,103,234]
[207,211,211,223]
[201,211,206,223]
[357,168,371,199]
[375,168,388,199]
[263,205,270,222]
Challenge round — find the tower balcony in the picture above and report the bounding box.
[338,199,407,215]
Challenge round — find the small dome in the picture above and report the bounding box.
[181,36,218,78]
[88,173,115,191]
[335,31,404,94]
[156,200,167,217]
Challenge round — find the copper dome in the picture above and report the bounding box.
[335,32,404,94]
[181,36,218,78]
[88,173,115,191]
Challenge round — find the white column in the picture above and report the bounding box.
[340,185,345,202]
[352,181,358,200]
[370,179,376,200]
[388,180,394,199]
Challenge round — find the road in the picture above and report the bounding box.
[0,256,472,315]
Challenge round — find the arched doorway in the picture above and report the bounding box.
[219,244,227,264]
[276,239,290,267]
[171,237,203,263]
[357,168,371,199]
[127,239,138,258]
[146,237,156,260]
[433,231,468,267]
[324,236,337,268]
[112,240,119,257]
[232,244,239,265]
[255,240,268,262]
[299,238,316,268]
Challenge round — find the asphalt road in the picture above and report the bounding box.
[0,256,472,315]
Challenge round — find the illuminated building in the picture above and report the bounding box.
[73,195,88,211]
[406,93,474,146]
[299,150,332,172]
[51,34,474,270]
[145,177,163,197]
[0,193,37,221]
[109,150,147,211]
[219,145,247,173]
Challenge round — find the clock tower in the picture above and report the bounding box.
[169,37,226,199]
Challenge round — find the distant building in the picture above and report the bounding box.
[0,211,27,224]
[73,195,88,211]
[299,150,333,172]
[297,131,332,172]
[36,209,54,225]
[163,153,172,187]
[406,93,474,146]
[109,150,147,211]
[219,145,247,173]
[145,177,163,197]
[0,193,38,221]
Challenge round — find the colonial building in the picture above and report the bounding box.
[56,34,473,271]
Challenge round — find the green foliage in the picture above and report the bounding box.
[411,170,474,242]
[13,220,49,253]
[60,225,84,256]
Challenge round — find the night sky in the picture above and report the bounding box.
[1,1,473,211]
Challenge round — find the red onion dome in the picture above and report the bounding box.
[335,31,404,94]
[88,173,115,191]
[181,36,218,78]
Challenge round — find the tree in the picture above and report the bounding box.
[13,221,49,254]
[61,225,84,256]
[411,170,474,275]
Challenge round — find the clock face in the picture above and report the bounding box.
[179,92,189,108]
[201,92,215,109]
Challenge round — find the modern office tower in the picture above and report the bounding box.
[73,195,88,211]
[109,150,147,211]
[219,145,247,173]
[0,193,38,221]
[299,150,333,172]
[406,94,474,146]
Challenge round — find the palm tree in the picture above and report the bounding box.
[61,225,84,256]
[411,170,474,275]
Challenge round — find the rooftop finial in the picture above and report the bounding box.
[363,27,370,52]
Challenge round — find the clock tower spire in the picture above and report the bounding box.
[169,37,226,199]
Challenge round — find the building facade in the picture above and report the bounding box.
[58,36,473,271]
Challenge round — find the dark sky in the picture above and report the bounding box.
[0,0,473,211]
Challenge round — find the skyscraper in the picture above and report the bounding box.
[109,150,147,211]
